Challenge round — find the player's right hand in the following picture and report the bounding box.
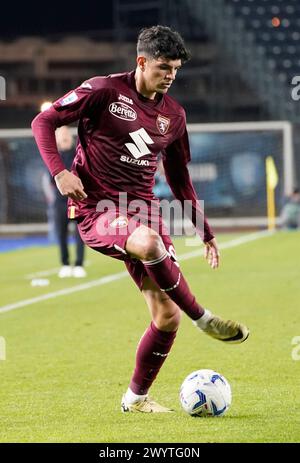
[54,169,87,200]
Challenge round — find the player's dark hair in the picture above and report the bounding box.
[137,25,190,63]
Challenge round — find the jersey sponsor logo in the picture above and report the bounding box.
[80,81,92,89]
[60,91,78,106]
[109,216,128,228]
[156,115,170,135]
[125,128,154,159]
[118,93,133,105]
[109,102,137,121]
[121,128,153,166]
[120,155,150,166]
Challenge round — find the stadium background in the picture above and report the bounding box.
[0,0,299,230]
[0,0,299,445]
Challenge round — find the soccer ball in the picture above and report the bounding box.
[179,369,232,417]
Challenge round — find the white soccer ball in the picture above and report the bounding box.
[179,369,232,417]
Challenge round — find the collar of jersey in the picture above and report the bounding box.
[127,70,163,108]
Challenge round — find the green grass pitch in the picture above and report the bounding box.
[0,231,299,443]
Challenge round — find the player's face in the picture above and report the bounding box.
[138,56,182,98]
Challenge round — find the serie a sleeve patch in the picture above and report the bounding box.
[59,91,78,107]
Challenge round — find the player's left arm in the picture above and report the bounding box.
[162,128,220,269]
[203,237,219,270]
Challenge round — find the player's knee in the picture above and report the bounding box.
[155,309,181,332]
[127,226,165,260]
[143,233,164,260]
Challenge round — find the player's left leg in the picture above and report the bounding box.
[121,277,180,413]
[126,224,206,321]
[126,225,249,344]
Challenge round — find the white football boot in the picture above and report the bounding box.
[121,395,173,413]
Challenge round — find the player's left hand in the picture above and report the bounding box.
[204,238,220,269]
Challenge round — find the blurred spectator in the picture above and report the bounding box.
[53,126,86,278]
[41,171,56,243]
[153,159,172,201]
[280,188,300,230]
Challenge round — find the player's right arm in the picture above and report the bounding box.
[31,78,108,199]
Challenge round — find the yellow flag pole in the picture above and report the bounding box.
[266,185,276,231]
[265,156,278,231]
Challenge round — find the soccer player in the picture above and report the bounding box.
[32,25,249,413]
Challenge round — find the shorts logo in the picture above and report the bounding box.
[156,115,170,135]
[110,216,129,228]
[109,102,137,121]
[60,91,78,106]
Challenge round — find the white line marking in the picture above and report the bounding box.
[0,272,129,314]
[178,229,273,262]
[0,231,272,315]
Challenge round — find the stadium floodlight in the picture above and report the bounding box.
[40,101,52,112]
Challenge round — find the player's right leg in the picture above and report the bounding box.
[121,277,180,413]
[77,210,180,412]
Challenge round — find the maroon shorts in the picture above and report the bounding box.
[77,209,176,290]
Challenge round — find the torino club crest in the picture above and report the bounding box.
[156,115,170,135]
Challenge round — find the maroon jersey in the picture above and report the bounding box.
[32,71,214,242]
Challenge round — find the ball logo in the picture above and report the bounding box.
[109,102,137,121]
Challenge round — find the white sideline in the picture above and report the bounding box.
[0,230,272,315]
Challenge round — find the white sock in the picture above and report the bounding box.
[124,388,147,405]
[193,309,212,329]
